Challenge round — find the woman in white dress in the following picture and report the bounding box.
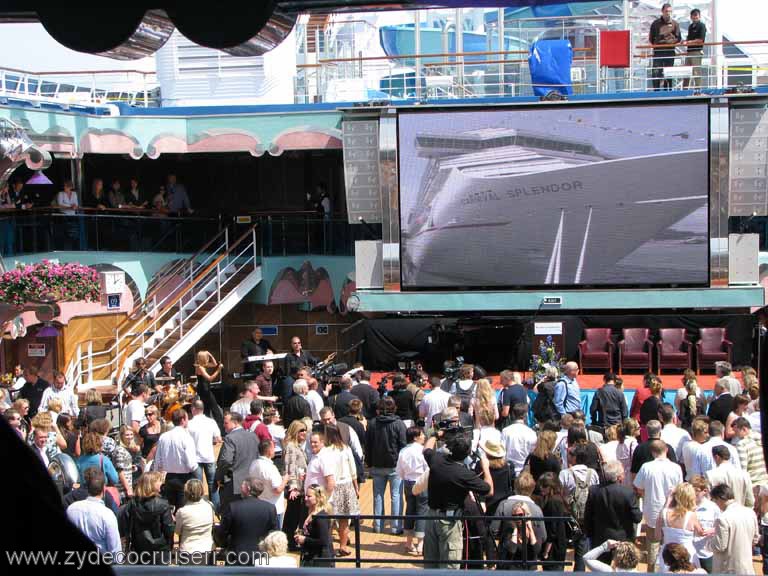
[655,483,712,572]
[615,419,639,488]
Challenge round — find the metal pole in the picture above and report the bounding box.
[711,0,722,89]
[456,8,464,92]
[414,10,422,99]
[498,8,505,97]
[354,517,361,568]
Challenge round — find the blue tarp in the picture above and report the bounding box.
[529,39,573,97]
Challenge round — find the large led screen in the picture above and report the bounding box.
[398,103,710,289]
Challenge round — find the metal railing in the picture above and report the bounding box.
[298,513,573,569]
[0,209,220,256]
[66,224,261,389]
[0,66,159,108]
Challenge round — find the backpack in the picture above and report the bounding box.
[455,381,477,413]
[566,468,594,526]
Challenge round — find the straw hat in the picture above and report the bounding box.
[482,439,505,459]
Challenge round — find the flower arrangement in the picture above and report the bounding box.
[529,334,566,382]
[0,260,101,306]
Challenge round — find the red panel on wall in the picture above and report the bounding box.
[600,30,630,68]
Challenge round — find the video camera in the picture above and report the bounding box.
[311,361,348,396]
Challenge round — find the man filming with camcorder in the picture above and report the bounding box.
[423,409,493,569]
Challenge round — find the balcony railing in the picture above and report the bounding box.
[0,209,367,257]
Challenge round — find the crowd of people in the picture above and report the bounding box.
[0,173,193,215]
[2,345,766,572]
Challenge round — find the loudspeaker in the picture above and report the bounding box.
[355,240,383,289]
[728,233,759,285]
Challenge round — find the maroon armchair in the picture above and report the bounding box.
[657,328,692,375]
[618,328,653,374]
[696,328,733,374]
[578,328,614,373]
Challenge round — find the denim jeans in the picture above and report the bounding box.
[371,467,403,533]
[195,462,220,511]
[403,480,428,538]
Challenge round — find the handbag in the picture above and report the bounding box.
[100,454,122,506]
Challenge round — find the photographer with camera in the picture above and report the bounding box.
[423,413,493,569]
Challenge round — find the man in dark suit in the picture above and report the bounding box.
[329,375,357,419]
[630,419,678,478]
[19,366,50,417]
[217,477,278,564]
[284,336,318,380]
[708,378,734,426]
[215,411,261,515]
[589,372,628,429]
[584,460,643,561]
[282,380,312,427]
[350,369,380,420]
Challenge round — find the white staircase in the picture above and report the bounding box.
[67,224,261,390]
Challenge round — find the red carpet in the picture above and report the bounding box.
[370,372,721,391]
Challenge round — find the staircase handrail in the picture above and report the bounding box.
[113,224,258,374]
[126,225,228,320]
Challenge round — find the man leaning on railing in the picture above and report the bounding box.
[683,9,707,90]
[648,3,681,91]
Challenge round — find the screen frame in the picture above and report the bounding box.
[396,98,712,292]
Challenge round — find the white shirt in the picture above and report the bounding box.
[419,388,451,427]
[55,190,79,214]
[39,385,80,417]
[306,390,325,422]
[154,426,199,474]
[124,399,147,428]
[66,497,121,554]
[34,444,49,467]
[229,398,252,420]
[697,437,741,475]
[396,442,428,482]
[694,497,721,559]
[747,411,762,434]
[187,414,221,464]
[268,424,285,455]
[633,457,684,527]
[501,420,537,474]
[661,423,691,462]
[559,465,599,494]
[683,440,705,480]
[305,447,336,493]
[249,456,285,515]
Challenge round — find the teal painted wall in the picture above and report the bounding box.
[9,251,192,298]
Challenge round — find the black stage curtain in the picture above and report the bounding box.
[362,313,757,372]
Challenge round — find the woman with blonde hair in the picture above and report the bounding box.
[471,378,498,428]
[175,478,215,556]
[119,425,144,484]
[584,540,640,572]
[616,419,639,487]
[295,484,335,567]
[524,429,561,481]
[12,398,31,440]
[194,350,223,429]
[118,471,174,556]
[655,482,710,571]
[261,531,298,567]
[77,389,107,430]
[282,419,310,547]
[678,377,705,432]
[28,411,67,458]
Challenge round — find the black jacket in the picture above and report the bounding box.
[219,496,277,560]
[329,390,356,419]
[118,496,175,552]
[350,383,380,420]
[301,511,335,567]
[589,384,627,427]
[533,379,558,423]
[365,414,407,468]
[583,482,642,546]
[63,487,119,516]
[283,395,312,428]
[284,351,318,378]
[708,393,734,426]
[241,337,272,375]
[19,378,50,417]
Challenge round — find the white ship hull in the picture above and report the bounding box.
[401,149,708,287]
